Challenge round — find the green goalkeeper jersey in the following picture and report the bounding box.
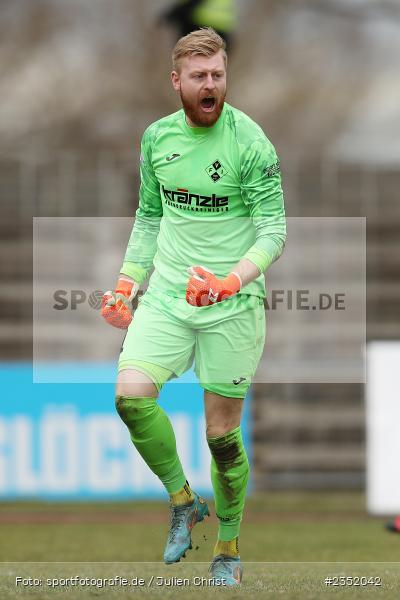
[121,102,286,298]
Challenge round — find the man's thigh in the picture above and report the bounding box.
[119,291,195,379]
[195,295,266,399]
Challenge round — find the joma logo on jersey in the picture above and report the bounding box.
[162,185,229,212]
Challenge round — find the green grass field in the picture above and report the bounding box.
[0,492,399,599]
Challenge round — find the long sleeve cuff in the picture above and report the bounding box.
[243,247,273,274]
[120,261,148,284]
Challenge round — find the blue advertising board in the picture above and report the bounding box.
[0,364,251,499]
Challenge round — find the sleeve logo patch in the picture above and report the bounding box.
[206,159,228,182]
[263,161,280,177]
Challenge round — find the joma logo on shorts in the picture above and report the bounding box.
[162,185,229,212]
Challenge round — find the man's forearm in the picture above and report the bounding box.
[232,232,285,288]
[120,213,161,284]
[230,258,261,288]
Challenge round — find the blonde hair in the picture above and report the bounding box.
[172,27,227,72]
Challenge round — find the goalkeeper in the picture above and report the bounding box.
[102,28,286,586]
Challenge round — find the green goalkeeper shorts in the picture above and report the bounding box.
[118,288,266,398]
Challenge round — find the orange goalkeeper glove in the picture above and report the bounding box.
[101,277,139,329]
[186,266,242,307]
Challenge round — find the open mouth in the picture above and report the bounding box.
[200,96,216,112]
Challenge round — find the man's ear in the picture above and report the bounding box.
[171,70,181,92]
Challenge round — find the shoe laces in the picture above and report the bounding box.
[168,505,187,542]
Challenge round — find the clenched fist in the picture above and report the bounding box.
[101,277,138,329]
[186,266,241,307]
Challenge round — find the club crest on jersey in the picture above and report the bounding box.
[206,159,228,182]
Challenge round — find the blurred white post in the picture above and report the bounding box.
[366,341,400,514]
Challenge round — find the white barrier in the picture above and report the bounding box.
[366,342,400,514]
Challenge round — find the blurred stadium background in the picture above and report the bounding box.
[1,0,400,595]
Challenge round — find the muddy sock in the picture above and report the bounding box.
[207,426,249,541]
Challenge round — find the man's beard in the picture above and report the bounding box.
[180,88,226,127]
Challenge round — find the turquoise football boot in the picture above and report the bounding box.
[209,554,243,585]
[163,493,210,564]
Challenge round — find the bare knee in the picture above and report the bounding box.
[206,423,235,438]
[204,391,243,438]
[116,369,158,399]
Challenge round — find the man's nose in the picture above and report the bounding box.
[204,74,216,89]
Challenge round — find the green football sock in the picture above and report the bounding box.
[115,396,186,494]
[207,426,249,542]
